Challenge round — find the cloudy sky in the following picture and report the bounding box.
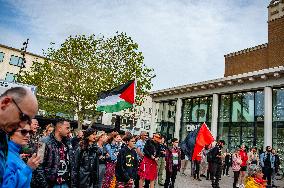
[0,0,270,91]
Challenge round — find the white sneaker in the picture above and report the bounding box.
[236,183,239,187]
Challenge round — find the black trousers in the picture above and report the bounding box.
[233,171,240,188]
[194,160,201,179]
[263,167,273,186]
[207,162,212,179]
[164,165,178,188]
[210,163,222,188]
[223,163,230,175]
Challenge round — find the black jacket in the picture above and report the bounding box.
[72,144,99,188]
[31,134,73,188]
[115,146,138,183]
[211,144,223,165]
[143,139,159,159]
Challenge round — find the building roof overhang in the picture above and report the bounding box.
[150,66,284,98]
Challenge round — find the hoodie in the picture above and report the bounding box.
[115,145,138,183]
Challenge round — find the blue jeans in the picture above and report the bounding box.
[53,184,69,188]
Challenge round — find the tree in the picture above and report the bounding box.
[20,32,155,129]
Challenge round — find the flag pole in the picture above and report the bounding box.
[131,79,137,135]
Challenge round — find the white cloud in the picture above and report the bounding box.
[1,0,270,90]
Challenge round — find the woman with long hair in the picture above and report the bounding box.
[96,131,108,188]
[102,132,122,188]
[3,122,41,188]
[138,133,161,188]
[72,128,99,188]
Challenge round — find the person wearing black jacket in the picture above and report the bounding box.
[210,140,225,188]
[138,133,161,188]
[72,128,99,188]
[115,135,138,188]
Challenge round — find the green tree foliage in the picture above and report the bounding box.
[20,32,155,129]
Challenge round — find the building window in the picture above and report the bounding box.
[5,72,17,82]
[218,91,264,151]
[272,88,284,163]
[9,55,23,67]
[154,100,176,144]
[0,52,4,63]
[180,96,212,141]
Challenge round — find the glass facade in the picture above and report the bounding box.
[272,88,284,161]
[180,96,212,141]
[218,91,264,151]
[154,100,176,143]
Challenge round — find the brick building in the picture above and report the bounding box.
[150,0,284,159]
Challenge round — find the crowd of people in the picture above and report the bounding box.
[0,87,282,188]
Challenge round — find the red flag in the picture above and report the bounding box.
[192,123,214,160]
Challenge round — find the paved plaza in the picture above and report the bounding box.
[156,167,284,188]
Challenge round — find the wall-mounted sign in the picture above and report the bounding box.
[0,80,37,95]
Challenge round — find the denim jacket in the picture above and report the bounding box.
[105,143,120,162]
[259,152,275,169]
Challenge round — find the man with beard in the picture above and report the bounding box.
[35,120,73,188]
[260,146,275,187]
[0,87,38,185]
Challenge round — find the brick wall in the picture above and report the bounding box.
[224,47,269,77]
[268,16,284,68]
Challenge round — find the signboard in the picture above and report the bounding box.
[0,79,37,95]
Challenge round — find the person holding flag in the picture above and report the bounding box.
[180,123,214,161]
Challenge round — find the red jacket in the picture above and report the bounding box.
[239,149,248,167]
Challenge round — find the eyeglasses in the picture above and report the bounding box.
[16,129,33,136]
[11,98,32,124]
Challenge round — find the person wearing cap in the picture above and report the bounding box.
[138,133,161,188]
[245,164,266,188]
[72,128,99,188]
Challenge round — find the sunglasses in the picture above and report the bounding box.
[16,129,33,136]
[11,98,32,124]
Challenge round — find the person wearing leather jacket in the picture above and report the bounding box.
[72,128,99,188]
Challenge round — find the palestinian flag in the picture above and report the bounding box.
[96,80,135,113]
[181,123,214,160]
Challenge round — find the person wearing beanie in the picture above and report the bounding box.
[245,164,266,188]
[72,128,100,188]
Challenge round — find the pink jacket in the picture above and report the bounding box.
[232,154,242,171]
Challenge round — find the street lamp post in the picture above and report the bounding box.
[16,38,29,82]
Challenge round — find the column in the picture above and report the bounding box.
[149,101,157,138]
[174,98,182,140]
[211,93,219,139]
[264,86,273,147]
